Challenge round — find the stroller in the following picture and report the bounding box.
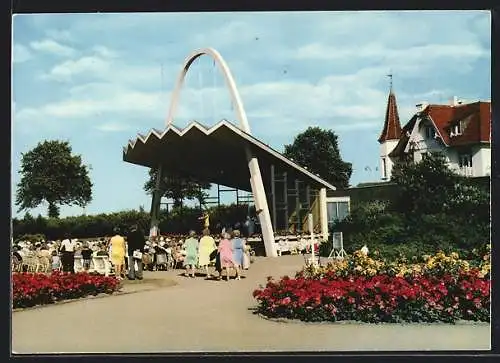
[142,248,155,271]
[155,245,171,271]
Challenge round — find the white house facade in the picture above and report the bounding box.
[379,91,491,180]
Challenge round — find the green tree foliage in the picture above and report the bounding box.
[284,127,352,188]
[15,140,93,218]
[144,168,211,208]
[12,204,251,240]
[391,152,462,215]
[332,152,490,260]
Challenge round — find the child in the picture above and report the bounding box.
[51,250,62,271]
[81,243,93,271]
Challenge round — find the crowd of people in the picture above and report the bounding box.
[12,224,253,282]
[182,228,250,281]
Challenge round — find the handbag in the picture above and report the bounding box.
[209,249,218,261]
[215,252,222,272]
[133,250,143,259]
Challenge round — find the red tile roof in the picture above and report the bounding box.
[378,91,402,143]
[423,101,491,146]
[388,101,490,158]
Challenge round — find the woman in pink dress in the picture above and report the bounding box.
[217,232,234,281]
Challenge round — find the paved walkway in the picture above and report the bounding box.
[12,255,490,353]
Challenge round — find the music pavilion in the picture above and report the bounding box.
[122,48,337,258]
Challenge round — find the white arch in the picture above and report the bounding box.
[161,48,277,257]
[165,47,251,134]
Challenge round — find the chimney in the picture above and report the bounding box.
[450,96,462,106]
[416,102,429,112]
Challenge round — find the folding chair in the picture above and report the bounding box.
[92,256,112,276]
[37,256,51,273]
[74,256,84,273]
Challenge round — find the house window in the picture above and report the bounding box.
[382,158,387,180]
[459,153,472,168]
[425,126,436,139]
[327,199,350,230]
[451,121,463,136]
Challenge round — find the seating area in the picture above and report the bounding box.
[245,233,323,257]
[12,252,52,273]
[11,231,325,277]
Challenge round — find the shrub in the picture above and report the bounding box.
[12,204,251,240]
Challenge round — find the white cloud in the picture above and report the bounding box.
[40,49,177,88]
[95,122,131,132]
[92,45,119,59]
[41,55,110,81]
[30,39,77,57]
[13,44,32,63]
[30,12,489,138]
[295,42,487,65]
[16,87,164,121]
[191,21,259,48]
[14,62,415,137]
[45,29,74,42]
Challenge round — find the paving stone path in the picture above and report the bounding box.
[12,255,490,353]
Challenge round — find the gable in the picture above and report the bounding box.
[389,101,490,158]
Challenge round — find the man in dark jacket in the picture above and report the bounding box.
[126,224,146,280]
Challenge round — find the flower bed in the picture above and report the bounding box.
[12,271,121,309]
[253,248,490,324]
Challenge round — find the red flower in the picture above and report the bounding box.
[12,271,120,308]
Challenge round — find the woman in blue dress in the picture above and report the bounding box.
[231,230,245,280]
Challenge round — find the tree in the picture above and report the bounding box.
[15,140,93,219]
[391,152,463,215]
[390,151,489,250]
[144,168,211,208]
[283,127,352,188]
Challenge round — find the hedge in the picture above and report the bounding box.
[13,204,251,241]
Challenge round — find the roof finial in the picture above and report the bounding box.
[386,70,393,92]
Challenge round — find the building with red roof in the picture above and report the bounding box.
[379,89,491,180]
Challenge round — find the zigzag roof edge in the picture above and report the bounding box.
[125,120,238,151]
[122,120,336,190]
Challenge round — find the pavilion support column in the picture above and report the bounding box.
[295,179,301,231]
[149,165,164,238]
[282,172,288,231]
[246,152,277,257]
[217,184,221,207]
[270,164,277,231]
[319,187,329,240]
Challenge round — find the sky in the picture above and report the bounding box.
[11,11,491,218]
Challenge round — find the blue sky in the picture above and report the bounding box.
[12,11,491,218]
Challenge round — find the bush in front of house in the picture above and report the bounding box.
[330,153,489,259]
